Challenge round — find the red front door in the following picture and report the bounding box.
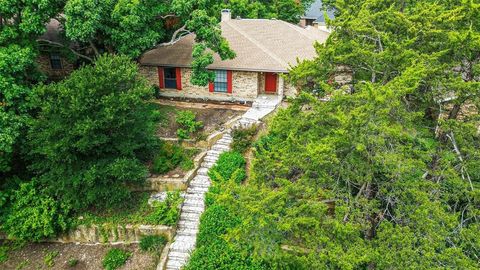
[265,72,277,93]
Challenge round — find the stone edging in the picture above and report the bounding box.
[54,224,175,244]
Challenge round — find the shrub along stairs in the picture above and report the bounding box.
[164,132,233,270]
[162,95,280,270]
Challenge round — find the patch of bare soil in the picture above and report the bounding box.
[0,242,157,270]
[157,107,243,138]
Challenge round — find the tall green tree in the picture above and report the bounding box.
[0,0,64,176]
[27,55,158,210]
[186,0,479,268]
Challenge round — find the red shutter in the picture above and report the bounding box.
[157,67,164,88]
[209,82,214,92]
[227,70,232,93]
[175,68,182,90]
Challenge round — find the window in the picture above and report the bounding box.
[214,70,228,92]
[164,67,177,89]
[50,54,62,70]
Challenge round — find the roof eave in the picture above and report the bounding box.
[140,63,288,73]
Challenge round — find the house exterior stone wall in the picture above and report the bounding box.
[284,81,298,97]
[140,66,260,102]
[37,54,75,81]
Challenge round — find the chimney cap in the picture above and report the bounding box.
[221,9,231,22]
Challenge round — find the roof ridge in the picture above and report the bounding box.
[280,20,317,41]
[225,21,288,68]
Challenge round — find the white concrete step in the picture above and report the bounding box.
[182,205,204,214]
[166,258,186,270]
[197,167,209,176]
[216,141,231,146]
[212,145,230,151]
[189,181,210,188]
[203,156,218,163]
[187,186,209,193]
[180,212,202,222]
[176,228,198,236]
[168,251,189,261]
[178,220,200,230]
[193,175,210,181]
[184,193,205,201]
[201,161,215,168]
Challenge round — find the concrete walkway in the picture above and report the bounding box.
[161,95,281,270]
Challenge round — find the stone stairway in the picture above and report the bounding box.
[164,132,233,270]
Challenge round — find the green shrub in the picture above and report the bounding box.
[232,125,258,153]
[145,191,183,226]
[67,258,79,267]
[139,235,167,252]
[196,205,241,248]
[102,248,131,270]
[2,182,70,241]
[180,159,194,171]
[208,151,246,183]
[151,143,197,174]
[44,250,59,267]
[176,110,203,139]
[0,245,8,263]
[185,239,264,270]
[28,55,157,212]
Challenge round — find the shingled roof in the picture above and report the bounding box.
[140,18,329,73]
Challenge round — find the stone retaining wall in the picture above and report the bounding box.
[56,224,174,244]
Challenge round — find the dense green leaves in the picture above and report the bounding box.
[188,0,480,269]
[2,182,70,241]
[208,151,246,183]
[27,55,157,210]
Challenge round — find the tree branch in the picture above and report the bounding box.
[156,14,176,19]
[89,40,100,56]
[37,39,93,62]
[156,24,190,47]
[446,131,474,191]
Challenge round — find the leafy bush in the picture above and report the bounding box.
[151,143,197,174]
[185,239,265,270]
[196,205,240,248]
[102,248,131,270]
[2,182,70,241]
[139,235,167,252]
[145,191,183,226]
[176,110,203,139]
[231,125,258,153]
[44,250,59,267]
[28,55,157,211]
[208,151,246,183]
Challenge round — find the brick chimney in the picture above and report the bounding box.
[221,9,231,22]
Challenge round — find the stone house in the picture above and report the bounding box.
[37,19,76,81]
[139,10,330,102]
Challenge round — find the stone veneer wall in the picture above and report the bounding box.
[57,224,174,244]
[139,66,259,102]
[37,54,75,80]
[284,81,298,97]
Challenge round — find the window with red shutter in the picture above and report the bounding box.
[157,67,164,88]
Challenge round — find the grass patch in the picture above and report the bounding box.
[151,142,199,174]
[153,104,177,127]
[74,191,182,227]
[0,241,26,264]
[43,250,59,267]
[139,235,167,253]
[102,248,131,270]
